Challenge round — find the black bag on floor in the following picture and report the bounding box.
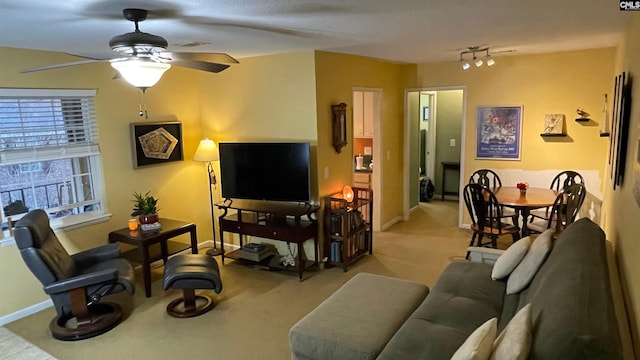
[420,177,435,202]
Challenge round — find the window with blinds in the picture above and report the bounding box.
[0,89,105,228]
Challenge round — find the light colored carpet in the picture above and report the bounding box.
[5,200,484,360]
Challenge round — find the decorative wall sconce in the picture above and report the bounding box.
[331,103,348,153]
[460,46,495,70]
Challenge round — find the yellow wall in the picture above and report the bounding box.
[314,51,417,229]
[603,13,640,349]
[196,51,318,144]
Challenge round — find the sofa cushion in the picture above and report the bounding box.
[451,317,497,360]
[518,218,623,359]
[490,303,531,360]
[491,236,531,280]
[506,229,552,294]
[377,261,505,360]
[289,272,429,360]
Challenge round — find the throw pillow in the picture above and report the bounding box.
[491,236,532,280]
[490,304,532,360]
[451,318,498,360]
[506,229,553,294]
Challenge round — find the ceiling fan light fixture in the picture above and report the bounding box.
[111,59,171,88]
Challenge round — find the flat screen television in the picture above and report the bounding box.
[218,142,311,202]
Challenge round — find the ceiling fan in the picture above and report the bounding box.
[21,8,239,89]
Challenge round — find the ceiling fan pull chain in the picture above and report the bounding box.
[138,88,149,119]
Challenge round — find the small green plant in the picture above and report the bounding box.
[131,191,159,216]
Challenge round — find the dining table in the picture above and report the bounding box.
[492,186,558,237]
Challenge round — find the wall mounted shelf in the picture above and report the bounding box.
[575,118,590,122]
[540,133,566,137]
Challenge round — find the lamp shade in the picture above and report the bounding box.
[193,138,219,162]
[343,185,354,203]
[111,59,171,88]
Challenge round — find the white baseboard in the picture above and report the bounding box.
[198,240,239,252]
[0,299,53,326]
[381,216,403,231]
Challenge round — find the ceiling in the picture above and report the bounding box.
[0,0,631,66]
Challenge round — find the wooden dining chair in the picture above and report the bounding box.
[468,169,518,225]
[530,170,586,222]
[527,183,586,236]
[468,169,502,188]
[550,170,585,192]
[463,183,521,258]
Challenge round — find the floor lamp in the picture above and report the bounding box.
[194,138,223,256]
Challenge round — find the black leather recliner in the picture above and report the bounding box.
[14,209,135,341]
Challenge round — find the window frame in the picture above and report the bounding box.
[0,88,110,240]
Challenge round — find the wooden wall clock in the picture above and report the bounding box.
[331,103,348,153]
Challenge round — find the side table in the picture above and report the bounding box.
[441,161,461,201]
[108,218,197,298]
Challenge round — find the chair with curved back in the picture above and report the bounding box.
[469,169,502,188]
[469,169,518,225]
[527,183,586,236]
[550,170,584,192]
[14,209,135,341]
[530,170,586,223]
[463,183,521,258]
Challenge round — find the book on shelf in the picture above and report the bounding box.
[330,214,342,235]
[243,242,267,253]
[330,242,341,263]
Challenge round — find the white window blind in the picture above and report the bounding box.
[0,89,99,165]
[0,89,105,228]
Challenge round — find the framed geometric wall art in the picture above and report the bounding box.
[130,121,184,168]
[476,105,523,160]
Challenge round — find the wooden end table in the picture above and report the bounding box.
[108,218,197,298]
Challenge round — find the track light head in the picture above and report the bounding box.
[461,59,471,70]
[486,55,495,66]
[474,56,483,67]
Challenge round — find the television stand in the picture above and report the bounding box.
[215,199,319,280]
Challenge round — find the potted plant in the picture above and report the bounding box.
[131,191,160,224]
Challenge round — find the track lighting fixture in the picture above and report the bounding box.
[460,46,496,70]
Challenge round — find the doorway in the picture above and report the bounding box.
[403,86,466,227]
[352,88,382,232]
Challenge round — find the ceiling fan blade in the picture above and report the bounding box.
[161,52,238,64]
[21,59,107,73]
[170,59,230,73]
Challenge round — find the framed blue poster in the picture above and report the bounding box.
[476,105,522,160]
